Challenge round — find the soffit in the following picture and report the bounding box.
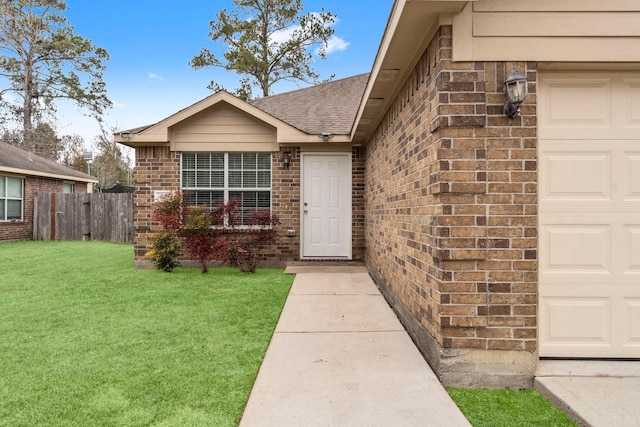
[352,0,472,143]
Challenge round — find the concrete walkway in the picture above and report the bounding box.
[535,360,640,427]
[239,266,471,427]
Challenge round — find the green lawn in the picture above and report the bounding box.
[0,240,293,427]
[448,388,577,427]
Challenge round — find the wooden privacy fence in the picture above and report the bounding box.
[33,193,134,243]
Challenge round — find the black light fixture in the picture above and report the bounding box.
[283,151,292,169]
[503,70,528,118]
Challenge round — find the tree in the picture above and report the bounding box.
[1,120,64,162]
[0,0,111,151]
[60,133,88,172]
[31,121,62,160]
[91,130,132,188]
[191,0,335,100]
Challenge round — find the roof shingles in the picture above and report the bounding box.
[249,73,369,135]
[0,142,97,182]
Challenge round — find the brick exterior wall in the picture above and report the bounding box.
[132,145,366,265]
[364,26,538,387]
[271,147,301,262]
[133,146,181,260]
[0,175,88,241]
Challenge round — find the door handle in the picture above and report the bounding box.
[304,210,308,214]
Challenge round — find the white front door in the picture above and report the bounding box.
[302,154,351,258]
[538,72,640,358]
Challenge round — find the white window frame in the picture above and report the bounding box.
[0,176,24,222]
[180,152,272,227]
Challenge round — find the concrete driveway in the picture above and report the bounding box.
[535,360,640,427]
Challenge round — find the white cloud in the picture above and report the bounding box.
[148,73,165,82]
[270,26,297,46]
[269,14,347,56]
[323,36,350,55]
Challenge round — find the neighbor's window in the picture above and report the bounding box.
[62,182,74,193]
[0,176,24,221]
[181,152,271,226]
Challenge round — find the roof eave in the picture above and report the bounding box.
[352,0,473,143]
[114,91,310,147]
[0,166,99,184]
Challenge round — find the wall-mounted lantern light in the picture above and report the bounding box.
[283,151,292,169]
[504,70,528,118]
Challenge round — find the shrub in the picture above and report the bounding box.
[220,210,281,273]
[144,192,281,273]
[144,192,184,272]
[181,206,222,273]
[145,231,181,272]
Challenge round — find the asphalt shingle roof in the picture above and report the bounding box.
[0,141,97,182]
[250,73,369,135]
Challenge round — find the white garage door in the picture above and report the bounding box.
[538,72,640,358]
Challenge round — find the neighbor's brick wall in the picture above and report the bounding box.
[365,26,538,354]
[0,176,88,241]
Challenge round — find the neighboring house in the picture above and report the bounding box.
[116,1,640,388]
[0,142,98,241]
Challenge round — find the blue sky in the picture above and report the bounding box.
[56,0,395,146]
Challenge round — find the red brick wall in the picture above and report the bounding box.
[0,175,89,241]
[364,26,538,377]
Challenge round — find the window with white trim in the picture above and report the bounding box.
[181,152,272,226]
[0,176,24,221]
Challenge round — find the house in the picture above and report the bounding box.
[116,0,640,388]
[0,141,98,241]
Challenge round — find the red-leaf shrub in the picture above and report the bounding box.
[145,191,184,271]
[181,205,223,273]
[219,209,281,273]
[145,191,281,273]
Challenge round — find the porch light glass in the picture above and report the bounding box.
[504,70,528,118]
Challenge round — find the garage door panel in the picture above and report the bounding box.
[623,299,640,347]
[541,225,611,273]
[542,78,611,129]
[624,227,640,274]
[541,151,611,201]
[621,79,640,128]
[539,72,640,358]
[624,153,640,200]
[541,297,612,346]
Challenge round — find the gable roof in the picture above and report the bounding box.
[249,73,370,135]
[0,142,98,183]
[117,91,317,146]
[116,74,370,147]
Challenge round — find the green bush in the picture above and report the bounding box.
[145,230,181,271]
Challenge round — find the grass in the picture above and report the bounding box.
[447,388,577,427]
[0,240,293,427]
